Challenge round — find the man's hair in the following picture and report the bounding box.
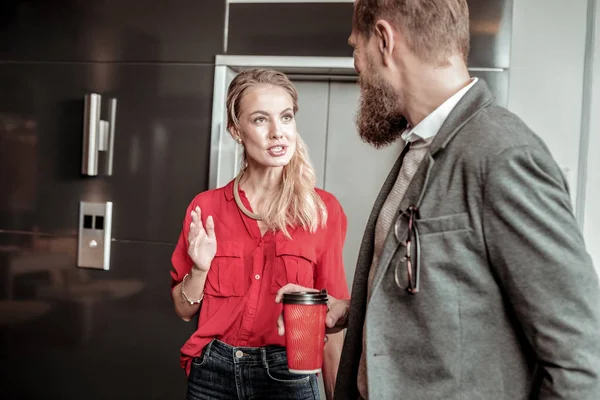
[354,0,470,65]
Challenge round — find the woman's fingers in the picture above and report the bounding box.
[190,207,207,238]
[193,207,205,233]
[205,216,216,242]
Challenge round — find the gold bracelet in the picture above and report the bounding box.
[181,273,204,305]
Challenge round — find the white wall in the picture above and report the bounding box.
[509,0,599,273]
[583,1,600,275]
[508,0,589,210]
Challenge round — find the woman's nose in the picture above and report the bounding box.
[270,122,284,139]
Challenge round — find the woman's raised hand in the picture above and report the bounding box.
[187,206,217,272]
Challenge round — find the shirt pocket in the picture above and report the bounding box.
[204,241,246,297]
[271,241,316,294]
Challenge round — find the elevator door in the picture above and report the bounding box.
[292,79,404,287]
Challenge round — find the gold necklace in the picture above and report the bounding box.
[233,174,263,221]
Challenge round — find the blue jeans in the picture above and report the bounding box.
[187,339,321,400]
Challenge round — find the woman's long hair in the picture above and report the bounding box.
[226,68,327,238]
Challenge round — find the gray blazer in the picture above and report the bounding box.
[335,80,600,400]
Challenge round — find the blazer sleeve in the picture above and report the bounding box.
[482,145,600,399]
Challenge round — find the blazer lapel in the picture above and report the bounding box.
[370,79,496,295]
[429,79,496,157]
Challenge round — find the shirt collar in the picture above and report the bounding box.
[224,179,235,201]
[401,77,478,143]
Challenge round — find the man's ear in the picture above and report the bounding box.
[374,19,395,65]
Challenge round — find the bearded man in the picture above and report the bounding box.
[277,0,600,399]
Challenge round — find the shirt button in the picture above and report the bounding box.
[255,274,260,280]
[235,350,243,358]
[248,309,255,315]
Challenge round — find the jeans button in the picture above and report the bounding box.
[235,350,244,358]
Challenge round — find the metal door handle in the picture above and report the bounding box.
[82,93,117,176]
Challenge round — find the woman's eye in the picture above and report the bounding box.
[282,114,293,122]
[254,117,266,123]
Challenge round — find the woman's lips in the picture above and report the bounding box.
[267,145,287,157]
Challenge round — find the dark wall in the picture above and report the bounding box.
[0,1,354,399]
[0,1,226,399]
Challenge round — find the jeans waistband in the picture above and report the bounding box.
[204,339,288,367]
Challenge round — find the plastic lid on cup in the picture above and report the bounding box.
[282,289,328,305]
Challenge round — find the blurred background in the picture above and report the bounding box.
[0,0,598,399]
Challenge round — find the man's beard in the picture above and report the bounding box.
[356,74,408,148]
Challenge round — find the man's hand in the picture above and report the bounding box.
[275,283,350,336]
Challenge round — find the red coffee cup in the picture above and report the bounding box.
[282,290,328,374]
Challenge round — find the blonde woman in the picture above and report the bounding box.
[170,68,349,400]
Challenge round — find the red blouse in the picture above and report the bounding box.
[170,179,350,376]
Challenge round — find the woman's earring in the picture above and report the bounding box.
[237,138,242,144]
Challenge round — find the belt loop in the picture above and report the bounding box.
[261,347,268,368]
[204,339,214,359]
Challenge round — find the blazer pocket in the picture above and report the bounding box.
[204,241,246,297]
[271,241,316,294]
[417,212,471,236]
